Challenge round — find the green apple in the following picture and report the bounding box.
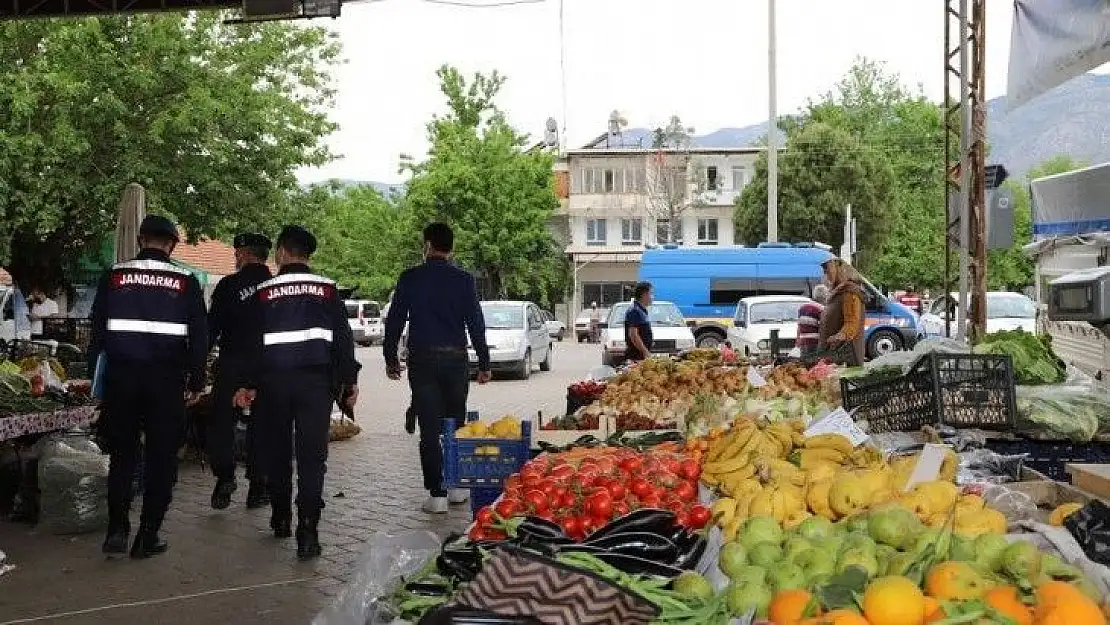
[972,534,1009,572]
[837,548,880,578]
[749,542,785,568]
[719,543,749,579]
[726,582,773,618]
[769,563,808,592]
[797,516,835,542]
[784,536,814,561]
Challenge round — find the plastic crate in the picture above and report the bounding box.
[909,353,1016,431]
[470,487,501,516]
[984,438,1110,482]
[841,353,1017,433]
[443,413,532,489]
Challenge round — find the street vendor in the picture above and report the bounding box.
[89,214,208,559]
[817,259,866,366]
[234,225,360,560]
[206,233,273,511]
[624,282,654,363]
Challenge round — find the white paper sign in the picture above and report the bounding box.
[903,444,948,491]
[803,407,869,446]
[746,366,767,388]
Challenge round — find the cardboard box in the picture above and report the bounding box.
[1067,464,1110,501]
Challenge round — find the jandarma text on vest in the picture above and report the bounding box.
[262,283,332,301]
[112,272,185,291]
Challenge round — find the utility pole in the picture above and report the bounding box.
[766,0,779,242]
[943,0,987,340]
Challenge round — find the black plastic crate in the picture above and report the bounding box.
[841,352,1017,433]
[984,438,1110,481]
[909,353,1017,431]
[840,366,937,433]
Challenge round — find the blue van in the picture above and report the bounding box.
[637,244,922,358]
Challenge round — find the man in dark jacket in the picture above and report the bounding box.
[207,233,273,510]
[89,215,208,559]
[383,222,490,515]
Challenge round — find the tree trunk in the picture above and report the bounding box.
[487,267,505,300]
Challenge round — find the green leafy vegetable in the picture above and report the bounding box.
[973,330,1066,385]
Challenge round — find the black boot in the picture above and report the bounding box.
[129,524,168,559]
[270,504,292,538]
[211,478,237,510]
[295,511,321,560]
[102,505,130,555]
[245,481,270,510]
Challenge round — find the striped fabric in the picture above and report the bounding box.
[797,301,824,349]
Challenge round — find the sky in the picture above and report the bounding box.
[299,0,1022,184]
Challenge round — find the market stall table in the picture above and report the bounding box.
[0,405,98,441]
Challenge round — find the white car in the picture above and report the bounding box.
[542,310,566,341]
[727,295,812,357]
[344,299,383,346]
[600,301,696,366]
[920,292,1037,337]
[468,300,553,379]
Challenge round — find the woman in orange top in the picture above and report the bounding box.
[817,259,867,366]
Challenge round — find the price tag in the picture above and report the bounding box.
[804,407,869,447]
[903,444,947,491]
[746,366,767,388]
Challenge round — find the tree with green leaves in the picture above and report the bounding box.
[0,15,339,288]
[402,65,561,301]
[300,183,418,300]
[735,120,896,258]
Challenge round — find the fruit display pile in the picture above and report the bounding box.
[567,379,607,403]
[539,412,601,431]
[452,415,523,439]
[0,356,91,417]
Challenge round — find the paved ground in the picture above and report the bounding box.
[0,340,601,624]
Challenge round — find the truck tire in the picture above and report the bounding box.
[696,331,725,349]
[867,329,903,359]
[517,349,532,380]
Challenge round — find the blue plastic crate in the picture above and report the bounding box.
[470,487,501,516]
[443,414,532,489]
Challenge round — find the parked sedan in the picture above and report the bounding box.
[542,310,566,341]
[467,301,553,379]
[575,308,607,342]
[599,301,695,366]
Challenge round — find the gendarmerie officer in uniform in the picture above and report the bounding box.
[88,215,208,559]
[207,233,273,510]
[236,225,359,559]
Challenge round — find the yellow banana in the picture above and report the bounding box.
[749,489,775,518]
[711,497,737,527]
[724,517,742,541]
[703,456,751,475]
[734,491,757,521]
[797,448,848,468]
[717,422,756,460]
[806,479,837,520]
[705,430,737,462]
[770,488,790,523]
[804,433,854,456]
[723,474,760,498]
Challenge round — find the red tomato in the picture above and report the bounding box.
[679,459,701,481]
[653,471,680,489]
[595,457,616,474]
[537,509,555,521]
[664,459,682,475]
[586,494,613,520]
[629,478,653,499]
[675,480,697,502]
[521,472,543,488]
[592,475,611,489]
[664,497,685,515]
[641,494,662,508]
[612,501,631,518]
[560,516,581,536]
[674,510,690,528]
[687,504,711,529]
[605,482,628,501]
[552,486,568,501]
[494,498,521,519]
[468,526,487,541]
[539,480,558,497]
[550,464,575,480]
[558,492,578,509]
[475,506,495,525]
[504,473,522,491]
[619,457,643,473]
[577,515,597,536]
[524,490,550,514]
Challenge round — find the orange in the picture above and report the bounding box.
[863,576,926,625]
[984,585,1033,625]
[821,608,870,625]
[1034,581,1105,625]
[922,597,944,624]
[925,561,991,600]
[769,589,818,625]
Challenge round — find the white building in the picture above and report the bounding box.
[552,145,764,314]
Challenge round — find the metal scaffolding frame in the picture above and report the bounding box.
[943,0,987,340]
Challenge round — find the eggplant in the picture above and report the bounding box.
[586,508,677,541]
[581,532,678,562]
[672,534,707,570]
[591,552,685,579]
[517,516,571,542]
[404,581,453,596]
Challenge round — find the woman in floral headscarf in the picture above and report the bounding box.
[817,259,866,366]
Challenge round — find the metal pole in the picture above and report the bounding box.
[956,0,972,342]
[766,0,779,243]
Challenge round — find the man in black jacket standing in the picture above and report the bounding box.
[235,225,360,559]
[383,222,490,515]
[89,215,208,559]
[207,233,273,510]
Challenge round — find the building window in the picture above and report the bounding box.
[656,218,683,244]
[698,218,719,245]
[586,218,607,246]
[634,167,647,193]
[621,218,642,245]
[732,166,748,190]
[604,169,615,193]
[706,166,719,191]
[583,282,636,308]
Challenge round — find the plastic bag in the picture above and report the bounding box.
[585,365,616,382]
[313,530,441,625]
[37,361,65,392]
[35,433,109,534]
[1014,384,1109,441]
[1064,499,1110,568]
[979,483,1039,523]
[956,448,1028,485]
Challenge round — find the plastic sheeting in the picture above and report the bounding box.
[1029,163,1110,239]
[35,433,109,535]
[1007,0,1110,110]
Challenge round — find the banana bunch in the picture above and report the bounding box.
[454,415,523,439]
[702,418,807,492]
[713,482,809,539]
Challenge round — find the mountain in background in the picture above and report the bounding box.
[302,178,405,197]
[595,73,1110,179]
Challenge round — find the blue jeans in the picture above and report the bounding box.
[407,349,469,497]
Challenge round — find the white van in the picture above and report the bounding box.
[727,295,811,357]
[344,299,382,346]
[600,301,696,366]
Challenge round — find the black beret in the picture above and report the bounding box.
[233,233,272,250]
[277,225,317,256]
[139,215,180,242]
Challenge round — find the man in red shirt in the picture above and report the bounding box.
[798,285,829,358]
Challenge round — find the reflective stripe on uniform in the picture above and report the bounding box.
[107,319,189,336]
[112,259,192,275]
[263,327,334,345]
[257,273,335,289]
